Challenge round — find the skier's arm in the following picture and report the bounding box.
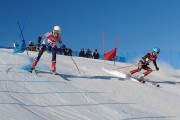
[42,32,50,39]
[59,40,66,50]
[59,40,63,46]
[153,60,159,71]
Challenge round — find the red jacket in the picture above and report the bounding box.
[42,32,61,45]
[141,53,158,67]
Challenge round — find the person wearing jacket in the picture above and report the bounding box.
[127,47,160,79]
[86,48,93,58]
[93,49,99,59]
[29,25,66,73]
[79,48,86,57]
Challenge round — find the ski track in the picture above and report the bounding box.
[0,49,180,119]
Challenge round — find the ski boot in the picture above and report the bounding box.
[51,61,56,75]
[137,74,145,83]
[29,68,34,73]
[126,72,132,77]
[29,60,38,73]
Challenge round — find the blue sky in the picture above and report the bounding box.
[1,0,180,67]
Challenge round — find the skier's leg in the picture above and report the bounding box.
[31,60,38,70]
[36,45,46,61]
[51,61,56,72]
[143,66,152,76]
[31,45,46,70]
[137,66,152,79]
[128,61,143,76]
[51,46,57,72]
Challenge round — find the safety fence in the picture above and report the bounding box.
[72,51,180,69]
[1,46,179,69]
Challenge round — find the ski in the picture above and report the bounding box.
[28,69,59,75]
[127,76,145,84]
[35,69,59,75]
[137,79,145,83]
[145,82,160,87]
[102,67,160,87]
[127,75,160,87]
[129,76,160,87]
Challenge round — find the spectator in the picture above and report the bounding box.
[29,41,35,46]
[86,48,93,58]
[64,48,72,56]
[57,46,65,55]
[36,36,42,51]
[28,41,36,51]
[93,49,99,59]
[79,48,86,57]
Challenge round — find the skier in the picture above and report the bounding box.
[29,25,66,73]
[127,47,160,79]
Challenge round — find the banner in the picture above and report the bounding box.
[104,48,116,60]
[13,40,27,53]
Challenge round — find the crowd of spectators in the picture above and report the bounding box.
[57,47,72,56]
[27,36,100,59]
[27,36,42,51]
[79,48,99,59]
[28,41,36,51]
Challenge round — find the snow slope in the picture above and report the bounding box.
[0,49,180,120]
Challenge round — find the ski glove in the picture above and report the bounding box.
[61,44,67,50]
[156,67,159,71]
[52,43,58,50]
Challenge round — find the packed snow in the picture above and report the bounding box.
[0,48,180,120]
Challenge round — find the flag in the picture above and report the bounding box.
[104,48,116,60]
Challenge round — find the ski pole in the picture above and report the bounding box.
[70,56,81,75]
[112,65,134,70]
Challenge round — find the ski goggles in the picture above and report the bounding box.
[54,30,61,35]
[152,51,160,55]
[156,51,160,54]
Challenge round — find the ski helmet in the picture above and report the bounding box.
[152,47,160,54]
[53,25,61,34]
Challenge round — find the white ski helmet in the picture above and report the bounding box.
[53,25,61,34]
